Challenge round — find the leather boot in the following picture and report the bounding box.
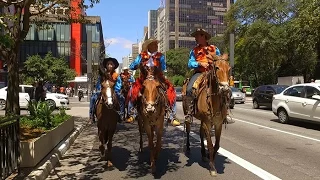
[184,96,194,123]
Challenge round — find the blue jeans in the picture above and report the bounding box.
[116,93,125,117]
[89,92,99,119]
[169,101,177,120]
[187,72,202,96]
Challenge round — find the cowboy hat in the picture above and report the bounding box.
[190,28,211,40]
[142,38,159,52]
[122,66,129,70]
[103,57,119,69]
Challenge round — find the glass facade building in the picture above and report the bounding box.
[165,0,234,50]
[18,16,105,76]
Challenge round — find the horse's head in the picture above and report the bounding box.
[209,53,231,94]
[142,75,161,114]
[101,80,115,109]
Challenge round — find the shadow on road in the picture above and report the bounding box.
[47,120,232,179]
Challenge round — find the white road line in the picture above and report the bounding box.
[176,126,281,180]
[233,118,320,143]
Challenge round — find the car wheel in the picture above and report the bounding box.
[0,99,6,110]
[253,100,259,109]
[46,99,56,109]
[278,108,289,124]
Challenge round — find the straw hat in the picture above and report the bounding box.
[190,28,211,40]
[142,38,159,52]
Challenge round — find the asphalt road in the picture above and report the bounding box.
[36,99,320,179]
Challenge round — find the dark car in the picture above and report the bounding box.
[252,85,288,109]
[175,87,182,101]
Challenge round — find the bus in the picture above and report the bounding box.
[233,80,253,96]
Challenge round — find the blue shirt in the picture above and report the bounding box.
[188,46,221,69]
[129,53,166,72]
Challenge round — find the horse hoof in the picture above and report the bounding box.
[210,170,217,177]
[107,161,113,167]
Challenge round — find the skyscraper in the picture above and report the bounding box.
[148,10,158,39]
[163,0,233,50]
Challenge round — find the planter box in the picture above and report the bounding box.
[20,117,75,167]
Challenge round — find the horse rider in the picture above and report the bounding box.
[184,28,234,124]
[89,57,123,124]
[128,38,180,126]
[119,66,135,122]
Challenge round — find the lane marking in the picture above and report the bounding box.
[232,118,320,143]
[175,126,281,180]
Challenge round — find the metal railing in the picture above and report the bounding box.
[0,116,20,180]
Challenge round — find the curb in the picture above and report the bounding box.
[24,121,89,180]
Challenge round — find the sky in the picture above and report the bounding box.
[86,0,160,63]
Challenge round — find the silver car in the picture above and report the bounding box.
[175,87,182,101]
[231,87,246,104]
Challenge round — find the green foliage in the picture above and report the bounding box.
[21,101,70,130]
[225,0,320,86]
[166,48,190,78]
[169,75,185,87]
[22,52,77,86]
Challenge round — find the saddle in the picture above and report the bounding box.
[182,72,207,98]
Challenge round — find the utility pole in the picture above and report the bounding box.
[227,0,235,76]
[174,0,179,49]
[87,30,92,101]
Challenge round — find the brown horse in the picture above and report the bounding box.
[136,67,166,174]
[120,75,131,120]
[182,53,231,176]
[95,78,120,167]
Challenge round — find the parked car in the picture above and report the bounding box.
[175,87,182,101]
[231,87,245,104]
[0,86,30,110]
[252,85,288,109]
[272,83,320,123]
[0,85,69,109]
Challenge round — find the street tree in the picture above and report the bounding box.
[0,0,99,115]
[22,52,77,86]
[225,0,319,86]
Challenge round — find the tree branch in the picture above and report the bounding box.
[30,0,61,16]
[20,0,32,39]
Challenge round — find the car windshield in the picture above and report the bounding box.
[231,87,240,92]
[273,86,288,94]
[175,87,182,93]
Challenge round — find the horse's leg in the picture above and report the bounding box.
[185,121,191,153]
[98,127,106,159]
[211,122,223,176]
[203,120,216,176]
[200,121,207,161]
[137,116,144,152]
[154,119,164,161]
[106,129,116,167]
[145,124,156,174]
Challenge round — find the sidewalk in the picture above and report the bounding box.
[11,107,90,180]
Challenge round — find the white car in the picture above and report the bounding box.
[19,84,69,109]
[272,83,320,123]
[0,86,30,110]
[45,91,69,109]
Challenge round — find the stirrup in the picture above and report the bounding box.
[185,115,193,124]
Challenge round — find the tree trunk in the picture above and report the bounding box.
[5,53,20,115]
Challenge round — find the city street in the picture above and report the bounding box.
[44,98,320,180]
